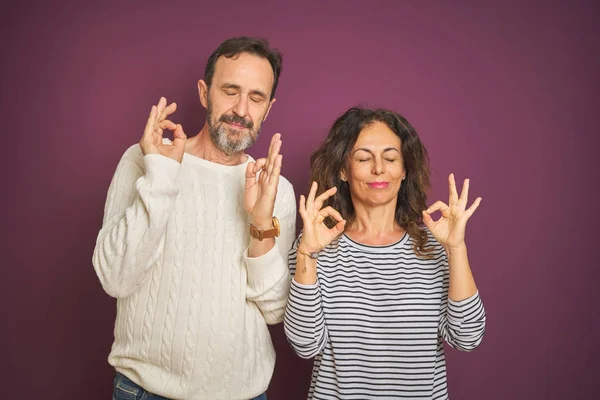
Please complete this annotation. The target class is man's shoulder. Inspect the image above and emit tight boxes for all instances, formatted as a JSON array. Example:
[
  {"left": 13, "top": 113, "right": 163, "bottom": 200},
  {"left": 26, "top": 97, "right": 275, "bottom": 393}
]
[
  {"left": 276, "top": 174, "right": 295, "bottom": 200},
  {"left": 273, "top": 174, "right": 295, "bottom": 214},
  {"left": 277, "top": 174, "right": 293, "bottom": 191}
]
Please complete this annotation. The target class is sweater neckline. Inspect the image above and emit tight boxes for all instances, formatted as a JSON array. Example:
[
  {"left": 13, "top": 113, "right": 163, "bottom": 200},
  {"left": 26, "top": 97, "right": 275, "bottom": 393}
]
[
  {"left": 182, "top": 152, "right": 254, "bottom": 173},
  {"left": 341, "top": 231, "right": 409, "bottom": 252}
]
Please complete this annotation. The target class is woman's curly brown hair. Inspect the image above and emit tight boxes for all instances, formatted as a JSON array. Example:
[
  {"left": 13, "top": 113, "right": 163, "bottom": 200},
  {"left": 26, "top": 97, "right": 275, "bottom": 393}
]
[{"left": 309, "top": 107, "right": 432, "bottom": 257}]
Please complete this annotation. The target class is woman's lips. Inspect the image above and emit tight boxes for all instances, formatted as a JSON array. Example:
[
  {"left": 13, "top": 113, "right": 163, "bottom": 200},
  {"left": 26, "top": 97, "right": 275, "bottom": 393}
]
[{"left": 367, "top": 181, "right": 389, "bottom": 189}]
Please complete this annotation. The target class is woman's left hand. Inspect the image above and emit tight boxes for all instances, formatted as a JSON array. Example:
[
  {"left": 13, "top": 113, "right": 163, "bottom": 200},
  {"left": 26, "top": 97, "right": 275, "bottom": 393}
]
[{"left": 422, "top": 174, "right": 482, "bottom": 250}]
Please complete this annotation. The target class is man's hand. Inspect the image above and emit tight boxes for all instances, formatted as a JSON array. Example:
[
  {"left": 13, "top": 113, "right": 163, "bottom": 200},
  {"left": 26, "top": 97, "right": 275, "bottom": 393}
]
[
  {"left": 140, "top": 97, "right": 187, "bottom": 163},
  {"left": 244, "top": 133, "right": 282, "bottom": 229}
]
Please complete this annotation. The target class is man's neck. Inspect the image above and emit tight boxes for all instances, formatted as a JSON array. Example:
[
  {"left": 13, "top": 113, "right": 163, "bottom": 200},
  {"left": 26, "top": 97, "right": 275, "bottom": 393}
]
[{"left": 185, "top": 125, "right": 248, "bottom": 166}]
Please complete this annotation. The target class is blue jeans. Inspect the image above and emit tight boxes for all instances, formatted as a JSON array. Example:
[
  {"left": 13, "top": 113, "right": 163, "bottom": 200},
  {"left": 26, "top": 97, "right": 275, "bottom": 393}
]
[{"left": 113, "top": 372, "right": 267, "bottom": 400}]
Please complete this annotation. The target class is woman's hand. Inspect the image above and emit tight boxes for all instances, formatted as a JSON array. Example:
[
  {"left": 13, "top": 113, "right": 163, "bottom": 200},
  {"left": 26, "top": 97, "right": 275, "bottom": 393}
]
[
  {"left": 298, "top": 181, "right": 346, "bottom": 253},
  {"left": 422, "top": 174, "right": 481, "bottom": 251}
]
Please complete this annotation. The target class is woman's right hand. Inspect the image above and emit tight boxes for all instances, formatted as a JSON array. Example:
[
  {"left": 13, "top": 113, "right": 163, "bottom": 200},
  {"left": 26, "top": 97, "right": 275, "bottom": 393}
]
[{"left": 298, "top": 181, "right": 346, "bottom": 253}]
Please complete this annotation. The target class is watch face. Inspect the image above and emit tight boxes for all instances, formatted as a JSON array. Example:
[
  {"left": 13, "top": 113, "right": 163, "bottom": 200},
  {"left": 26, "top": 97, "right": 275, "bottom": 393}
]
[{"left": 309, "top": 252, "right": 319, "bottom": 259}]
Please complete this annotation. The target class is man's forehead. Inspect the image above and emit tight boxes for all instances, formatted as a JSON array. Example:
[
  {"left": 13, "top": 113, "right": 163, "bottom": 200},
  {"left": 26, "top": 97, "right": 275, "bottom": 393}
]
[{"left": 212, "top": 53, "right": 274, "bottom": 93}]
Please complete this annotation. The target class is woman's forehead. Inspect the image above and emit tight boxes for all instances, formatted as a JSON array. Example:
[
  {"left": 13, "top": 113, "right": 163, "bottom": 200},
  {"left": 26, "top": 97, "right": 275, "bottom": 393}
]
[{"left": 354, "top": 122, "right": 401, "bottom": 149}]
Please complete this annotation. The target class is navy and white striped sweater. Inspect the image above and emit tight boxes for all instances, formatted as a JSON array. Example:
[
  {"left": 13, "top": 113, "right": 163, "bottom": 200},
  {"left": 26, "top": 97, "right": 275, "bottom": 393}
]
[{"left": 284, "top": 231, "right": 486, "bottom": 399}]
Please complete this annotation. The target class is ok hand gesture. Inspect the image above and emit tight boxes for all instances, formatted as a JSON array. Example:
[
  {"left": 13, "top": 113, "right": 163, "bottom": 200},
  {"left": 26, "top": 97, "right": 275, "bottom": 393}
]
[
  {"left": 140, "top": 97, "right": 187, "bottom": 163},
  {"left": 298, "top": 181, "right": 346, "bottom": 253},
  {"left": 244, "top": 133, "right": 283, "bottom": 227},
  {"left": 422, "top": 174, "right": 482, "bottom": 250}
]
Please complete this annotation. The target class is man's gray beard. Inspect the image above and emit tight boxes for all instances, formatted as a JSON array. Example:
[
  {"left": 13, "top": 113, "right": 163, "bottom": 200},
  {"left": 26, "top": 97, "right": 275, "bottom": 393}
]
[
  {"left": 207, "top": 102, "right": 260, "bottom": 156},
  {"left": 208, "top": 123, "right": 258, "bottom": 156}
]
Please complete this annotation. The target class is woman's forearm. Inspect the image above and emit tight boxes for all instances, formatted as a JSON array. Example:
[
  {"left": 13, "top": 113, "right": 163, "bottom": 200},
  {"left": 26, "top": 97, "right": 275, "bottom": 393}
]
[{"left": 446, "top": 243, "right": 478, "bottom": 301}]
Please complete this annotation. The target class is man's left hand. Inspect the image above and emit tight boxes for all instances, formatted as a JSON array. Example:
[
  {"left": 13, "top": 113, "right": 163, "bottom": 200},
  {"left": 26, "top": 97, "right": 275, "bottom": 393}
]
[{"left": 244, "top": 133, "right": 283, "bottom": 229}]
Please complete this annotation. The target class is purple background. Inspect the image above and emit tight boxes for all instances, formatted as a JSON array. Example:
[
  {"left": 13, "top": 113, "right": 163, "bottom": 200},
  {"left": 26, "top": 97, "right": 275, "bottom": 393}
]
[{"left": 2, "top": 1, "right": 599, "bottom": 399}]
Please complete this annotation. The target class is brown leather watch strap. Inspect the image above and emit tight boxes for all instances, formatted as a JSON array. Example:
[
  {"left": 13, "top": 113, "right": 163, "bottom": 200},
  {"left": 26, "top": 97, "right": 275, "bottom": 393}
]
[{"left": 249, "top": 217, "right": 280, "bottom": 241}]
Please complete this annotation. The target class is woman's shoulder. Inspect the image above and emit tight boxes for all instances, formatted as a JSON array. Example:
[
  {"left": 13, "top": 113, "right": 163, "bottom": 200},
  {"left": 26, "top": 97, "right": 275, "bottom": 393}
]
[
  {"left": 403, "top": 227, "right": 446, "bottom": 258},
  {"left": 422, "top": 227, "right": 442, "bottom": 247}
]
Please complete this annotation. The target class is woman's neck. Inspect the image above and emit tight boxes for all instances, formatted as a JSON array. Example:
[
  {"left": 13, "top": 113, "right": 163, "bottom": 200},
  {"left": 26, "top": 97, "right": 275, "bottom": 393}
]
[{"left": 345, "top": 202, "right": 404, "bottom": 245}]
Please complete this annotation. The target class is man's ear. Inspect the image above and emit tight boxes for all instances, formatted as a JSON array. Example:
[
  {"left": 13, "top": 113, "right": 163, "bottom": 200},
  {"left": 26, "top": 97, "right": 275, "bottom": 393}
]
[
  {"left": 198, "top": 80, "right": 208, "bottom": 108},
  {"left": 263, "top": 97, "right": 276, "bottom": 122}
]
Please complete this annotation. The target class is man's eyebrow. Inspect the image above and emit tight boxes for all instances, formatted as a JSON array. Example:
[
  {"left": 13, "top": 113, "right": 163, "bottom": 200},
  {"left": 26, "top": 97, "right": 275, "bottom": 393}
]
[
  {"left": 249, "top": 89, "right": 267, "bottom": 99},
  {"left": 221, "top": 83, "right": 241, "bottom": 90}
]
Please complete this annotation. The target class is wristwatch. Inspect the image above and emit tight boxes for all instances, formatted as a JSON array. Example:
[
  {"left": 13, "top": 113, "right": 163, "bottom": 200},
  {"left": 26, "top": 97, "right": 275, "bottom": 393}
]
[{"left": 249, "top": 217, "right": 280, "bottom": 241}]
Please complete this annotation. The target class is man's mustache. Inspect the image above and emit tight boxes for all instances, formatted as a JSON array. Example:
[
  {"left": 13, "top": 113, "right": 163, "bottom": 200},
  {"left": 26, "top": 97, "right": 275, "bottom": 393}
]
[{"left": 220, "top": 114, "right": 253, "bottom": 129}]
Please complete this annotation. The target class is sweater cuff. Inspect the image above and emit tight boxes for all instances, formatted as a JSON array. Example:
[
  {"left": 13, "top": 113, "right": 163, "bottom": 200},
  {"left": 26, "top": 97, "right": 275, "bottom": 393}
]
[
  {"left": 143, "top": 154, "right": 180, "bottom": 182},
  {"left": 244, "top": 240, "right": 287, "bottom": 287},
  {"left": 447, "top": 290, "right": 481, "bottom": 327},
  {"left": 291, "top": 277, "right": 319, "bottom": 291}
]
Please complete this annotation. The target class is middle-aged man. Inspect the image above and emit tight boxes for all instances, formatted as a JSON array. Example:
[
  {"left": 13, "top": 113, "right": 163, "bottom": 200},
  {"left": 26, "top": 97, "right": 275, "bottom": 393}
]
[{"left": 93, "top": 36, "right": 296, "bottom": 400}]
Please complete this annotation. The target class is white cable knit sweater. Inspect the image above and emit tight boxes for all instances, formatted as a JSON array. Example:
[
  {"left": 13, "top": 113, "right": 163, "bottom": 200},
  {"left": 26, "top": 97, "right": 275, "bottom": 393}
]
[{"left": 92, "top": 144, "right": 296, "bottom": 400}]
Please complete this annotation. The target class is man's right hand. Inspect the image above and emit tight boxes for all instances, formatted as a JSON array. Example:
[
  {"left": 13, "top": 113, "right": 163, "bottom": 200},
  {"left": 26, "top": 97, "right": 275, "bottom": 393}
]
[{"left": 140, "top": 97, "right": 187, "bottom": 163}]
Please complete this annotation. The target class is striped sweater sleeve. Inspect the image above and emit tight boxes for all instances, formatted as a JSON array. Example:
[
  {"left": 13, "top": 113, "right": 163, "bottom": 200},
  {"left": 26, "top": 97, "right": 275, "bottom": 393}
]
[
  {"left": 283, "top": 237, "right": 329, "bottom": 359},
  {"left": 439, "top": 289, "right": 486, "bottom": 351}
]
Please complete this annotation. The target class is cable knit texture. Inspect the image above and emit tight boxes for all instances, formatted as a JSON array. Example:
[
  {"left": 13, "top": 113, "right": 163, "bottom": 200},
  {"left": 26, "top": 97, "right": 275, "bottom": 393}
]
[{"left": 92, "top": 143, "right": 296, "bottom": 400}]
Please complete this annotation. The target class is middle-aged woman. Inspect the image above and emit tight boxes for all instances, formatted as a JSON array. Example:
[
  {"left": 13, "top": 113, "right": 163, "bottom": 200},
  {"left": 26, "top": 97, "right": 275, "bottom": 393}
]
[{"left": 284, "top": 107, "right": 486, "bottom": 399}]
